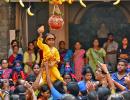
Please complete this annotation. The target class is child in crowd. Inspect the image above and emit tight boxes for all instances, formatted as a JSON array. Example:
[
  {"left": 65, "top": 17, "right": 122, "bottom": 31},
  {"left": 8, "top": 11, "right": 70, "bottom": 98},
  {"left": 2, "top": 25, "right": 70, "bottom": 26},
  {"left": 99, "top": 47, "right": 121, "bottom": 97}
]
[
  {"left": 12, "top": 60, "right": 25, "bottom": 82},
  {"left": 37, "top": 25, "right": 64, "bottom": 84}
]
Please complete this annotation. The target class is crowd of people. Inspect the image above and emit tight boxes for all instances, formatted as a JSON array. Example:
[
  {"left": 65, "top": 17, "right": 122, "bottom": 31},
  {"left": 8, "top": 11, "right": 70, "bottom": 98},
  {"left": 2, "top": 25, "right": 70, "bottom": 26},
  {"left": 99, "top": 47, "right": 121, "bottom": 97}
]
[{"left": 0, "top": 25, "right": 130, "bottom": 100}]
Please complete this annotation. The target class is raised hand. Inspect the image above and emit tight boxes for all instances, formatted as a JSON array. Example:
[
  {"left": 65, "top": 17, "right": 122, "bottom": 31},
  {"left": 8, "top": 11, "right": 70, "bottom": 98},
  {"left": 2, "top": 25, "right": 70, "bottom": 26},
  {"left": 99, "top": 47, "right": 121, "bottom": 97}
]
[
  {"left": 37, "top": 25, "right": 44, "bottom": 37},
  {"left": 87, "top": 81, "right": 96, "bottom": 93},
  {"left": 98, "top": 61, "right": 109, "bottom": 74}
]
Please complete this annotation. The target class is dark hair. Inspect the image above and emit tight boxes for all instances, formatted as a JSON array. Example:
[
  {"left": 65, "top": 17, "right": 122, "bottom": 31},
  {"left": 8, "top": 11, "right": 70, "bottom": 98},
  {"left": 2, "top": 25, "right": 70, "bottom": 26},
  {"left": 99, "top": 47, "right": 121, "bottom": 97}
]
[
  {"left": 59, "top": 41, "right": 65, "bottom": 45},
  {"left": 53, "top": 80, "right": 65, "bottom": 94},
  {"left": 26, "top": 74, "right": 36, "bottom": 82},
  {"left": 10, "top": 95, "right": 19, "bottom": 100},
  {"left": 37, "top": 24, "right": 44, "bottom": 28},
  {"left": 108, "top": 94, "right": 124, "bottom": 100},
  {"left": 38, "top": 84, "right": 50, "bottom": 98},
  {"left": 108, "top": 33, "right": 114, "bottom": 37},
  {"left": 97, "top": 87, "right": 111, "bottom": 100},
  {"left": 87, "top": 91, "right": 98, "bottom": 100},
  {"left": 62, "top": 73, "right": 72, "bottom": 78},
  {"left": 1, "top": 59, "right": 8, "bottom": 64},
  {"left": 44, "top": 33, "right": 56, "bottom": 43},
  {"left": 82, "top": 65, "right": 94, "bottom": 76},
  {"left": 40, "top": 84, "right": 50, "bottom": 93},
  {"left": 122, "top": 36, "right": 128, "bottom": 40},
  {"left": 62, "top": 72, "right": 77, "bottom": 82},
  {"left": 82, "top": 65, "right": 95, "bottom": 80},
  {"left": 11, "top": 40, "right": 18, "bottom": 46},
  {"left": 122, "top": 91, "right": 130, "bottom": 100},
  {"left": 19, "top": 94, "right": 26, "bottom": 100},
  {"left": 67, "top": 82, "right": 79, "bottom": 96},
  {"left": 32, "top": 39, "right": 37, "bottom": 43},
  {"left": 14, "top": 85, "right": 26, "bottom": 94},
  {"left": 28, "top": 42, "right": 34, "bottom": 50},
  {"left": 92, "top": 37, "right": 100, "bottom": 48},
  {"left": 118, "top": 59, "right": 128, "bottom": 65},
  {"left": 75, "top": 41, "right": 82, "bottom": 46},
  {"left": 32, "top": 63, "right": 40, "bottom": 69}
]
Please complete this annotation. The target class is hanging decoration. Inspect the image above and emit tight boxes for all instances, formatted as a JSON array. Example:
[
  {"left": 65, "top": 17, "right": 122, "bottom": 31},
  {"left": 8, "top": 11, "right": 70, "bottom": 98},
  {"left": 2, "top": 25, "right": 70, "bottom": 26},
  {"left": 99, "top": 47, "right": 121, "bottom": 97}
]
[
  {"left": 4, "top": 0, "right": 121, "bottom": 17},
  {"left": 27, "top": 6, "right": 34, "bottom": 16},
  {"left": 26, "top": 0, "right": 35, "bottom": 16},
  {"left": 4, "top": 0, "right": 10, "bottom": 2},
  {"left": 19, "top": 0, "right": 25, "bottom": 7},
  {"left": 48, "top": 5, "right": 64, "bottom": 30},
  {"left": 66, "top": 0, "right": 74, "bottom": 4},
  {"left": 79, "top": 0, "right": 86, "bottom": 8},
  {"left": 113, "top": 0, "right": 121, "bottom": 5},
  {"left": 49, "top": 0, "right": 65, "bottom": 5}
]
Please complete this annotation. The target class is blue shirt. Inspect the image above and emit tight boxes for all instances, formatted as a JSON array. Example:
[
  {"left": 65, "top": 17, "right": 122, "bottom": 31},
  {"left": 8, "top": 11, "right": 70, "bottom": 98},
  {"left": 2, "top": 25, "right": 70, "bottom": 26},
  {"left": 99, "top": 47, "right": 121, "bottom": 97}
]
[
  {"left": 50, "top": 86, "right": 64, "bottom": 100},
  {"left": 78, "top": 80, "right": 86, "bottom": 92},
  {"left": 127, "top": 68, "right": 130, "bottom": 73},
  {"left": 112, "top": 72, "right": 127, "bottom": 87}
]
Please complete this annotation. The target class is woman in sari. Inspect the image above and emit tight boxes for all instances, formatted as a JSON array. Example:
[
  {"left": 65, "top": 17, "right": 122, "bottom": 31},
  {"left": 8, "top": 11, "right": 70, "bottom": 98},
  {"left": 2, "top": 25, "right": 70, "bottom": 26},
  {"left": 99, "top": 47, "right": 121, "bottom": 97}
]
[
  {"left": 86, "top": 38, "right": 106, "bottom": 73},
  {"left": 8, "top": 45, "right": 23, "bottom": 67},
  {"left": 1, "top": 59, "right": 12, "bottom": 79},
  {"left": 73, "top": 41, "right": 85, "bottom": 81},
  {"left": 23, "top": 42, "right": 40, "bottom": 74}
]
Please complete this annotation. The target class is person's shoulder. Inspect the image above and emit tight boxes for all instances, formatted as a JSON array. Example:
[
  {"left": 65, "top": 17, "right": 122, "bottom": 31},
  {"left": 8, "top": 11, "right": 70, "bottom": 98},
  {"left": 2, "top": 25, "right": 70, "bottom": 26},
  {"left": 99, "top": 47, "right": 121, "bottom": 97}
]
[
  {"left": 24, "top": 51, "right": 28, "bottom": 54},
  {"left": 78, "top": 80, "right": 85, "bottom": 85},
  {"left": 88, "top": 48, "right": 93, "bottom": 51},
  {"left": 67, "top": 49, "right": 73, "bottom": 52},
  {"left": 53, "top": 47, "right": 59, "bottom": 52},
  {"left": 111, "top": 72, "right": 118, "bottom": 78},
  {"left": 81, "top": 49, "right": 85, "bottom": 52},
  {"left": 8, "top": 54, "right": 14, "bottom": 59},
  {"left": 100, "top": 48, "right": 105, "bottom": 51},
  {"left": 113, "top": 41, "right": 118, "bottom": 45}
]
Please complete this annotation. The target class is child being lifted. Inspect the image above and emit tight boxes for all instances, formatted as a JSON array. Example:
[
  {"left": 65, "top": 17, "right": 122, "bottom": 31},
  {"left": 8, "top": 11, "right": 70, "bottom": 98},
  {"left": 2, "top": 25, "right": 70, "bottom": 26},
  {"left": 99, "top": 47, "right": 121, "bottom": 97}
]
[{"left": 37, "top": 25, "right": 64, "bottom": 84}]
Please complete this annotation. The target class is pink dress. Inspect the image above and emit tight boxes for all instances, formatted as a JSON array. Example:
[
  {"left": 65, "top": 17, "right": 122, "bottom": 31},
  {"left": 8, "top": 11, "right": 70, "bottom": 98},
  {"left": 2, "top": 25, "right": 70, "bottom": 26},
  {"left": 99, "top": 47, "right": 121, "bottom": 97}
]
[{"left": 73, "top": 49, "right": 85, "bottom": 81}]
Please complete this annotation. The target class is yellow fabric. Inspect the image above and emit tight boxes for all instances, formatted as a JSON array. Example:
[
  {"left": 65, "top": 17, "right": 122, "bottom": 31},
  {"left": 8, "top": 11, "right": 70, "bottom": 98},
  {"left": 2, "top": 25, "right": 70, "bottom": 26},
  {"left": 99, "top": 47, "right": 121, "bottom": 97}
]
[
  {"left": 37, "top": 37, "right": 63, "bottom": 83},
  {"left": 23, "top": 51, "right": 40, "bottom": 73}
]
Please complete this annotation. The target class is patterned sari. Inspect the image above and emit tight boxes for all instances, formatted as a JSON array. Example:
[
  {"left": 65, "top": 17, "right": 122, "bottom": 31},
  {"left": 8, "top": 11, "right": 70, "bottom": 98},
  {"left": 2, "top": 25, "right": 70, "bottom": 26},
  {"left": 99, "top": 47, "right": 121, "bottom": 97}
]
[
  {"left": 86, "top": 48, "right": 106, "bottom": 73},
  {"left": 73, "top": 49, "right": 85, "bottom": 81}
]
